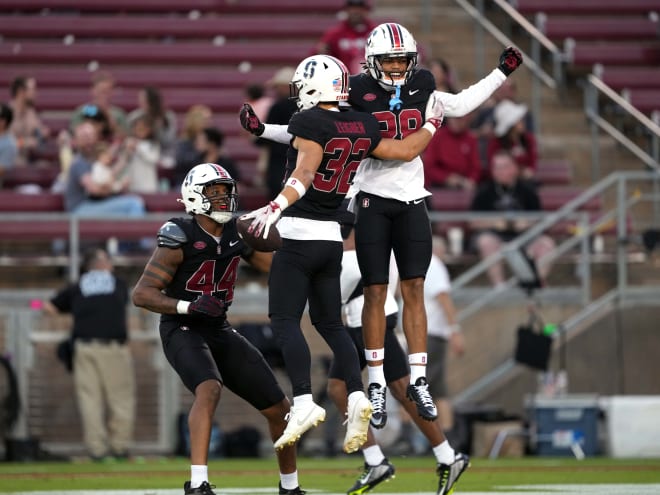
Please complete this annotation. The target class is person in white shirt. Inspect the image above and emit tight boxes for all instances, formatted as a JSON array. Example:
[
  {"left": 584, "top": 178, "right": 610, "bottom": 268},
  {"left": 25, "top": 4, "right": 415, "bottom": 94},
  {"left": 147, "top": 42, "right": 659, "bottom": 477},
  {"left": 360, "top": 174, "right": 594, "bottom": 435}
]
[{"left": 425, "top": 237, "right": 465, "bottom": 433}]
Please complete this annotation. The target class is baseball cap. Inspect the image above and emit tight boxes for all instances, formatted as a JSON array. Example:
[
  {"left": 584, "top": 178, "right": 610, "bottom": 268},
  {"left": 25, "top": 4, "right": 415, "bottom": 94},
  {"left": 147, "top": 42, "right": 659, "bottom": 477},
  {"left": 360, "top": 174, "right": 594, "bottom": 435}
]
[{"left": 267, "top": 67, "right": 296, "bottom": 87}]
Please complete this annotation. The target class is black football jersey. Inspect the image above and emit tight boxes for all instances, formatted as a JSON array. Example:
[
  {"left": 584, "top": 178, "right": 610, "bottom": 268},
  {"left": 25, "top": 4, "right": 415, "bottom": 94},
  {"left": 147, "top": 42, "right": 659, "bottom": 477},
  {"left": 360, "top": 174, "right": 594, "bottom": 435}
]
[
  {"left": 348, "top": 69, "right": 435, "bottom": 140},
  {"left": 284, "top": 106, "right": 383, "bottom": 221},
  {"left": 160, "top": 216, "right": 249, "bottom": 328}
]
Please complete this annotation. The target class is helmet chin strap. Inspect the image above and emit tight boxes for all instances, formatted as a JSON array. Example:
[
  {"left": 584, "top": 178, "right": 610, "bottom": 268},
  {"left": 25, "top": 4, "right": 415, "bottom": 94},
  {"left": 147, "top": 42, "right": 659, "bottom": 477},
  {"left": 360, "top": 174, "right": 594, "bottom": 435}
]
[{"left": 389, "top": 84, "right": 403, "bottom": 111}]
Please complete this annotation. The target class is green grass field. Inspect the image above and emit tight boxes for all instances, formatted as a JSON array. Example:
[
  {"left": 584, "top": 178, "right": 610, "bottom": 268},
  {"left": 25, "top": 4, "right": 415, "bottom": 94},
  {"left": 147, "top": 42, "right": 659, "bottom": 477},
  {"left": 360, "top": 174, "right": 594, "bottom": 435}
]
[{"left": 0, "top": 456, "right": 659, "bottom": 494}]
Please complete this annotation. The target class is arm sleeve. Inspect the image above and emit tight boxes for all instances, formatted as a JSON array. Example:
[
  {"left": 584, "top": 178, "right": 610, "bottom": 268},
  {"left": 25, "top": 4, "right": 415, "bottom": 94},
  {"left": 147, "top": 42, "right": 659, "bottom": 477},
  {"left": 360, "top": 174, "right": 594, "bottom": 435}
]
[
  {"left": 261, "top": 124, "right": 293, "bottom": 144},
  {"left": 439, "top": 69, "right": 506, "bottom": 118}
]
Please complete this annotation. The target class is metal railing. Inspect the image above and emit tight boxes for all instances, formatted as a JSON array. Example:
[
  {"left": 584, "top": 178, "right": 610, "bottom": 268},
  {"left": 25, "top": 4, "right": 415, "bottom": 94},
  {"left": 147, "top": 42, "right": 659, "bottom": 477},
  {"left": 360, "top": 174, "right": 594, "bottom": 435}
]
[
  {"left": 447, "top": 171, "right": 660, "bottom": 404},
  {"left": 584, "top": 72, "right": 660, "bottom": 180},
  {"left": 453, "top": 0, "right": 565, "bottom": 137}
]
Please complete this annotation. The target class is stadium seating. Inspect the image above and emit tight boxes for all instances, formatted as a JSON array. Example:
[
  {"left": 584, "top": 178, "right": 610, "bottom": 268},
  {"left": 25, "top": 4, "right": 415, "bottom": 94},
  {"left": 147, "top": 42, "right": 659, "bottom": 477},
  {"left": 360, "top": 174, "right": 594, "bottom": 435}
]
[
  {"left": 540, "top": 17, "right": 659, "bottom": 41},
  {"left": 35, "top": 87, "right": 248, "bottom": 113},
  {"left": 625, "top": 89, "right": 660, "bottom": 114},
  {"left": 514, "top": 0, "right": 660, "bottom": 15},
  {"left": 0, "top": 66, "right": 278, "bottom": 90},
  {"left": 0, "top": 15, "right": 336, "bottom": 40},
  {"left": 596, "top": 66, "right": 660, "bottom": 90},
  {"left": 515, "top": 0, "right": 660, "bottom": 119},
  {"left": 0, "top": 0, "right": 345, "bottom": 14},
  {"left": 536, "top": 159, "right": 572, "bottom": 185},
  {"left": 0, "top": 40, "right": 311, "bottom": 65},
  {"left": 571, "top": 42, "right": 660, "bottom": 67}
]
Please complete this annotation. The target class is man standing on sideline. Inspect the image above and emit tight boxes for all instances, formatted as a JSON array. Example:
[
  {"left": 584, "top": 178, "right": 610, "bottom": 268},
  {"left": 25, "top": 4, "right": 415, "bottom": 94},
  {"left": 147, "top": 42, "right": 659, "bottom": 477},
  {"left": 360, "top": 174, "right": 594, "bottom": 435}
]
[
  {"left": 43, "top": 247, "right": 135, "bottom": 461},
  {"left": 132, "top": 163, "right": 304, "bottom": 495}
]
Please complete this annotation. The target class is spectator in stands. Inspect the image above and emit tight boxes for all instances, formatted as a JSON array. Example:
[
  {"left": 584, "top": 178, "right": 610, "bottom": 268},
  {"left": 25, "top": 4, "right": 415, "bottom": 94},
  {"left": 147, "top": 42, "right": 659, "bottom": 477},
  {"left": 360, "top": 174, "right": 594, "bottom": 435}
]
[
  {"left": 469, "top": 149, "right": 555, "bottom": 288},
  {"left": 64, "top": 121, "right": 145, "bottom": 218},
  {"left": 487, "top": 99, "right": 538, "bottom": 182},
  {"left": 314, "top": 0, "right": 377, "bottom": 74},
  {"left": 89, "top": 141, "right": 129, "bottom": 194},
  {"left": 257, "top": 67, "right": 298, "bottom": 200},
  {"left": 243, "top": 82, "right": 273, "bottom": 123},
  {"left": 173, "top": 104, "right": 212, "bottom": 187},
  {"left": 0, "top": 103, "right": 18, "bottom": 183},
  {"left": 53, "top": 104, "right": 115, "bottom": 193},
  {"left": 423, "top": 113, "right": 482, "bottom": 192},
  {"left": 122, "top": 115, "right": 162, "bottom": 193},
  {"left": 195, "top": 127, "right": 241, "bottom": 183},
  {"left": 127, "top": 86, "right": 177, "bottom": 169},
  {"left": 70, "top": 71, "right": 128, "bottom": 140},
  {"left": 427, "top": 58, "right": 458, "bottom": 94},
  {"left": 471, "top": 79, "right": 534, "bottom": 167},
  {"left": 43, "top": 247, "right": 135, "bottom": 462},
  {"left": 8, "top": 76, "right": 50, "bottom": 167}
]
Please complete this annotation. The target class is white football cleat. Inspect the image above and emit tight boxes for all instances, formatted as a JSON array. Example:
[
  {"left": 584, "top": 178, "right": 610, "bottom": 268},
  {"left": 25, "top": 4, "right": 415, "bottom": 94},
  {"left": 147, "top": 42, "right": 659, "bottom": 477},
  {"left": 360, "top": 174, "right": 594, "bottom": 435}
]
[{"left": 274, "top": 401, "right": 326, "bottom": 451}]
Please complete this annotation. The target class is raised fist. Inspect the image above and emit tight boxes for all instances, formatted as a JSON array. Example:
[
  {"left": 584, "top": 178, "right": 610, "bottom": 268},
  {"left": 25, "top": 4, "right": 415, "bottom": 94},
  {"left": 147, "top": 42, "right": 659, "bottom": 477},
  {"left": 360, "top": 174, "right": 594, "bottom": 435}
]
[
  {"left": 188, "top": 294, "right": 226, "bottom": 318},
  {"left": 498, "top": 46, "right": 523, "bottom": 76},
  {"left": 425, "top": 92, "right": 445, "bottom": 130},
  {"left": 239, "top": 103, "right": 265, "bottom": 136}
]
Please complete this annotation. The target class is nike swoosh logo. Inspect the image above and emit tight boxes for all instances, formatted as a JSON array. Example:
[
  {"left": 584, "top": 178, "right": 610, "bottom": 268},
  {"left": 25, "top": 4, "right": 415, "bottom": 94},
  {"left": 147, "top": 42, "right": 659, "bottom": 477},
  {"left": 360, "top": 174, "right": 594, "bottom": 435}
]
[
  {"left": 413, "top": 199, "right": 424, "bottom": 205},
  {"left": 229, "top": 240, "right": 240, "bottom": 247},
  {"left": 409, "top": 89, "right": 419, "bottom": 95}
]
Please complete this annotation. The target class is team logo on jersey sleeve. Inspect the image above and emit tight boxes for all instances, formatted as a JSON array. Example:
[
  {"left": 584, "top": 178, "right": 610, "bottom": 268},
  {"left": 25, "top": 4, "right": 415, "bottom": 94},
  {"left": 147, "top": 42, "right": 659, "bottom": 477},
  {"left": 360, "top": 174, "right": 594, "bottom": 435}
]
[{"left": 363, "top": 93, "right": 377, "bottom": 101}]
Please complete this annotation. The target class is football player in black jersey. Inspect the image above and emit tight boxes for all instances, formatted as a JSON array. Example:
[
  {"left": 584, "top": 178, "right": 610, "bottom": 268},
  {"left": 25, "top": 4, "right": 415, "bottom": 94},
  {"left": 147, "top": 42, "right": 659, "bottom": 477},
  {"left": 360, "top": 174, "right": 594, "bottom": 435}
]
[
  {"left": 239, "top": 54, "right": 444, "bottom": 455},
  {"left": 239, "top": 24, "right": 521, "bottom": 495},
  {"left": 132, "top": 163, "right": 304, "bottom": 495}
]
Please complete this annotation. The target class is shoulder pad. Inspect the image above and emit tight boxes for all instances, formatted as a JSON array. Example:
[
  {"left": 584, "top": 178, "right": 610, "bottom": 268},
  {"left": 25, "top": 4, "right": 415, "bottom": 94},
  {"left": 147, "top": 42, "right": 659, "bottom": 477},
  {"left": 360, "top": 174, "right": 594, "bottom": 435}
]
[{"left": 157, "top": 221, "right": 188, "bottom": 249}]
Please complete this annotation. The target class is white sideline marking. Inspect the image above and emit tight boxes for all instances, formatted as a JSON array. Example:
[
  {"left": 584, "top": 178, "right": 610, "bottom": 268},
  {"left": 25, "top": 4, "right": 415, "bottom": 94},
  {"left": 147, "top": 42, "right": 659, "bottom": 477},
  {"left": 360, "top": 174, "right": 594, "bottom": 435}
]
[{"left": 8, "top": 485, "right": 660, "bottom": 495}]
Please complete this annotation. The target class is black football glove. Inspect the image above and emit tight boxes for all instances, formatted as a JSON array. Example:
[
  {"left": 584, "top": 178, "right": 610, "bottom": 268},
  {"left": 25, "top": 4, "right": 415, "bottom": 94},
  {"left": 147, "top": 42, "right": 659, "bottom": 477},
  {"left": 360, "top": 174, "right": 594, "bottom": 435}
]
[
  {"left": 498, "top": 46, "right": 523, "bottom": 76},
  {"left": 240, "top": 103, "right": 265, "bottom": 136},
  {"left": 188, "top": 294, "right": 226, "bottom": 318}
]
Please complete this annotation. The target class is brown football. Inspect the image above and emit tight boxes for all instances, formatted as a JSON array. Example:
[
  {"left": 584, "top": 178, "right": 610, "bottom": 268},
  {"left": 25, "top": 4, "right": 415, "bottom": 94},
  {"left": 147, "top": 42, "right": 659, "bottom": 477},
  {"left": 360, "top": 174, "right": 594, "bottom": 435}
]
[{"left": 236, "top": 217, "right": 282, "bottom": 252}]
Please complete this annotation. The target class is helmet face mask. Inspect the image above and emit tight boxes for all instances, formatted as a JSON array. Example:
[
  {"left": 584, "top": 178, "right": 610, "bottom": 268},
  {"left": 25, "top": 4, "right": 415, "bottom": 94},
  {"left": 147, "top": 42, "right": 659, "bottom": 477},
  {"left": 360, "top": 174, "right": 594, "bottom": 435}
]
[
  {"left": 180, "top": 163, "right": 238, "bottom": 224},
  {"left": 365, "top": 23, "right": 418, "bottom": 88},
  {"left": 291, "top": 55, "right": 350, "bottom": 111}
]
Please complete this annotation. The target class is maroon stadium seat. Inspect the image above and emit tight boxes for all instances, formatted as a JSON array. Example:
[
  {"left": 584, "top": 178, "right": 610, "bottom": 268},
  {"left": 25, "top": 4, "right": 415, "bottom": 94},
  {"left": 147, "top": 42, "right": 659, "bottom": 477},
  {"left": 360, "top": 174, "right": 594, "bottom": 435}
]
[
  {"left": 541, "top": 17, "right": 659, "bottom": 41},
  {"left": 597, "top": 66, "right": 660, "bottom": 90},
  {"left": 515, "top": 0, "right": 660, "bottom": 15},
  {"left": 0, "top": 15, "right": 335, "bottom": 40},
  {"left": 0, "top": 0, "right": 344, "bottom": 15},
  {"left": 571, "top": 42, "right": 660, "bottom": 67},
  {"left": 0, "top": 41, "right": 311, "bottom": 65}
]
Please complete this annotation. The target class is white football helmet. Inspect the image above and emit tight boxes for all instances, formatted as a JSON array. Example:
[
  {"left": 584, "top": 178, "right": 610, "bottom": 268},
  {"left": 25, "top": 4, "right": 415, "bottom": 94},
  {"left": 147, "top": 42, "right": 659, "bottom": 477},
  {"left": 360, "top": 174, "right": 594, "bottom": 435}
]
[
  {"left": 291, "top": 54, "right": 350, "bottom": 110},
  {"left": 180, "top": 163, "right": 237, "bottom": 224},
  {"left": 365, "top": 22, "right": 418, "bottom": 88}
]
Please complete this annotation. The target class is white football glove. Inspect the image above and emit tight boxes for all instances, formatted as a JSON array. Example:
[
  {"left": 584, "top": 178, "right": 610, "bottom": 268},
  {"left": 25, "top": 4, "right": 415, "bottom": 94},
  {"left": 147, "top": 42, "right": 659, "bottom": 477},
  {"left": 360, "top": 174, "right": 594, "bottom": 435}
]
[
  {"left": 239, "top": 201, "right": 282, "bottom": 239},
  {"left": 425, "top": 91, "right": 445, "bottom": 130}
]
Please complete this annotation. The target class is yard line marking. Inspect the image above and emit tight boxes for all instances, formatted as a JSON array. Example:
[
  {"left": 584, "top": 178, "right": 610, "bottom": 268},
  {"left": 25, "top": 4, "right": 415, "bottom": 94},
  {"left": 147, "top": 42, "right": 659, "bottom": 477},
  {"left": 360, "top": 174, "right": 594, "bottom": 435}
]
[{"left": 9, "top": 485, "right": 660, "bottom": 495}]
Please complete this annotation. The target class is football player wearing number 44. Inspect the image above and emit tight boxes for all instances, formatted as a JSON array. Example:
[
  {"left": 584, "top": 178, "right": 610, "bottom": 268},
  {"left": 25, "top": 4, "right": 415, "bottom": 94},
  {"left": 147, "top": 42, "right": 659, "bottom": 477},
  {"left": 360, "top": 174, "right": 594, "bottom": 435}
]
[
  {"left": 132, "top": 163, "right": 306, "bottom": 495},
  {"left": 241, "top": 22, "right": 522, "bottom": 438},
  {"left": 239, "top": 53, "right": 445, "bottom": 455}
]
